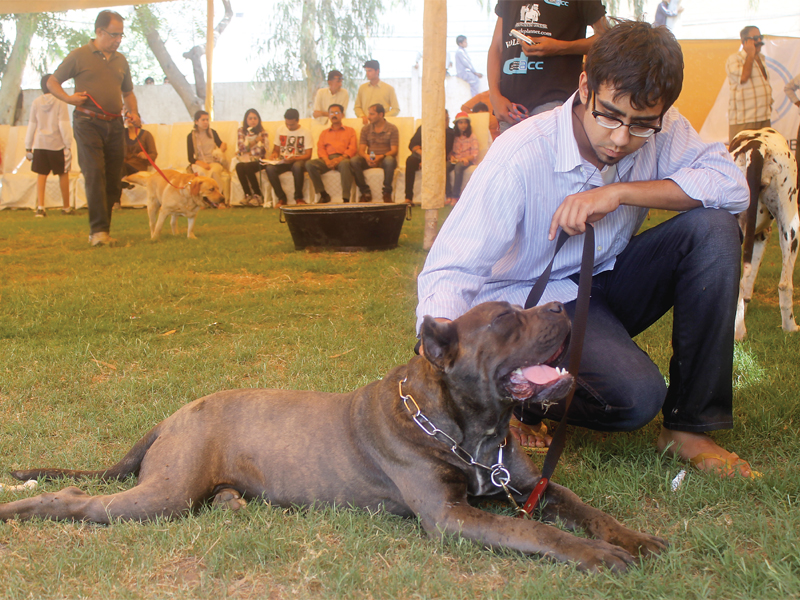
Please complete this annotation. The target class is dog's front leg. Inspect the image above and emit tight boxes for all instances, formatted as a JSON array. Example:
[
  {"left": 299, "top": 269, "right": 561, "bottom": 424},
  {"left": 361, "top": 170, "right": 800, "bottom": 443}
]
[
  {"left": 171, "top": 214, "right": 180, "bottom": 236},
  {"left": 186, "top": 217, "right": 197, "bottom": 239},
  {"left": 418, "top": 501, "right": 636, "bottom": 572},
  {"left": 539, "top": 481, "right": 667, "bottom": 558}
]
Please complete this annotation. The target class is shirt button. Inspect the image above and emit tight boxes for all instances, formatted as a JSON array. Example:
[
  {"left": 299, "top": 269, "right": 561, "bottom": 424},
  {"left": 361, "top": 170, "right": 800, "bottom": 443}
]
[{"left": 597, "top": 245, "right": 603, "bottom": 252}]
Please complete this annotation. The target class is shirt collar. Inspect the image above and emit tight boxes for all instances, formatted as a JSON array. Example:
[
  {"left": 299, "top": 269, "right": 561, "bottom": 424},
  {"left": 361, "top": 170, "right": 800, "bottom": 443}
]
[{"left": 553, "top": 90, "right": 648, "bottom": 180}]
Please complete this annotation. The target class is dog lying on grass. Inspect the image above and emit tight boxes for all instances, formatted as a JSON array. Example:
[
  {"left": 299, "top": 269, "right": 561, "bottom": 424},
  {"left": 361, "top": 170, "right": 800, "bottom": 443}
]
[
  {"left": 729, "top": 128, "right": 799, "bottom": 341},
  {"left": 123, "top": 170, "right": 225, "bottom": 240},
  {"left": 0, "top": 301, "right": 666, "bottom": 572}
]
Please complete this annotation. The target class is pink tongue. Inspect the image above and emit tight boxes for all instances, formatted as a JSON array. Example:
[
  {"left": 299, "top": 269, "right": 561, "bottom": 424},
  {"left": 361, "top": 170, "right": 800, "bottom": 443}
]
[{"left": 521, "top": 365, "right": 561, "bottom": 385}]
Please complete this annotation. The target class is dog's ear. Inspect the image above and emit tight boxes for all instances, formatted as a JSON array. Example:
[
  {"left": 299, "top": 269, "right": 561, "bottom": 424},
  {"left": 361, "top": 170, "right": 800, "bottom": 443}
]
[
  {"left": 420, "top": 316, "right": 458, "bottom": 371},
  {"left": 189, "top": 177, "right": 202, "bottom": 196}
]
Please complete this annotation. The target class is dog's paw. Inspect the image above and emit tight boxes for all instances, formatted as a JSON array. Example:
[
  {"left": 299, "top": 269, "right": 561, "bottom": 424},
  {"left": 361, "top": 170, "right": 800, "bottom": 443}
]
[
  {"left": 570, "top": 538, "right": 636, "bottom": 573},
  {"left": 212, "top": 488, "right": 247, "bottom": 512},
  {"left": 611, "top": 530, "right": 669, "bottom": 558}
]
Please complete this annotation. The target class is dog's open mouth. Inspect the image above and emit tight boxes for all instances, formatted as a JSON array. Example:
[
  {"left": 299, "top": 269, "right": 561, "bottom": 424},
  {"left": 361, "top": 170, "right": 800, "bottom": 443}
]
[
  {"left": 203, "top": 197, "right": 220, "bottom": 209},
  {"left": 502, "top": 339, "right": 574, "bottom": 405}
]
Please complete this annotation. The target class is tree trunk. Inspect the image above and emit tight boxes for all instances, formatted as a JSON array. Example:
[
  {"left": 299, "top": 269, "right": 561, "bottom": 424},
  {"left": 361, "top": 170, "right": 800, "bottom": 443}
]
[
  {"left": 182, "top": 0, "right": 233, "bottom": 101},
  {"left": 421, "top": 0, "right": 447, "bottom": 249},
  {"left": 144, "top": 28, "right": 203, "bottom": 118},
  {"left": 0, "top": 14, "right": 38, "bottom": 125},
  {"left": 301, "top": 0, "right": 325, "bottom": 115}
]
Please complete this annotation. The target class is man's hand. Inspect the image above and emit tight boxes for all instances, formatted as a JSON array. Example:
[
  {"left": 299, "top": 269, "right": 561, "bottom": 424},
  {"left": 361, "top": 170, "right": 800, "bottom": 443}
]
[
  {"left": 549, "top": 185, "right": 621, "bottom": 240},
  {"left": 743, "top": 38, "right": 758, "bottom": 57},
  {"left": 361, "top": 115, "right": 369, "bottom": 125},
  {"left": 67, "top": 92, "right": 89, "bottom": 107},
  {"left": 520, "top": 36, "right": 563, "bottom": 57},
  {"left": 490, "top": 92, "right": 517, "bottom": 125}
]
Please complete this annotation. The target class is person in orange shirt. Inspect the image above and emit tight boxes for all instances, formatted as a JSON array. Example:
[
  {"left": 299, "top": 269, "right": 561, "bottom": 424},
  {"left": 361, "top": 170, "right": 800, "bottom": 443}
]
[{"left": 305, "top": 104, "right": 358, "bottom": 203}]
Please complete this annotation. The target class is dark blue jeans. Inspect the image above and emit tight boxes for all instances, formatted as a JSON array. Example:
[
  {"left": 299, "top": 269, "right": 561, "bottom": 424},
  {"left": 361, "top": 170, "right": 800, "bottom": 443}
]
[
  {"left": 516, "top": 208, "right": 742, "bottom": 434},
  {"left": 72, "top": 113, "right": 125, "bottom": 235},
  {"left": 352, "top": 155, "right": 397, "bottom": 196},
  {"left": 265, "top": 161, "right": 307, "bottom": 202}
]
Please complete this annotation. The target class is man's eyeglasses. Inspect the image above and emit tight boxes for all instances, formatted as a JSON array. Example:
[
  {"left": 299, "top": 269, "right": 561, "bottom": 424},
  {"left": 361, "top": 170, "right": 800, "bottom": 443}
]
[
  {"left": 744, "top": 35, "right": 764, "bottom": 42},
  {"left": 101, "top": 28, "right": 124, "bottom": 39},
  {"left": 591, "top": 93, "right": 661, "bottom": 138}
]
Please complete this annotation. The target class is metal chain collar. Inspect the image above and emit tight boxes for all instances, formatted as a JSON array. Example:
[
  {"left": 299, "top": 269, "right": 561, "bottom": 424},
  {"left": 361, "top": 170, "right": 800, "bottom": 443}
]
[{"left": 398, "top": 377, "right": 527, "bottom": 515}]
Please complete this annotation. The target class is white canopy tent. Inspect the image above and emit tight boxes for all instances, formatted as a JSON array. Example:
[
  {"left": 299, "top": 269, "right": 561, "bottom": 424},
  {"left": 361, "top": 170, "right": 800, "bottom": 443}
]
[{"left": 1, "top": 0, "right": 216, "bottom": 114}]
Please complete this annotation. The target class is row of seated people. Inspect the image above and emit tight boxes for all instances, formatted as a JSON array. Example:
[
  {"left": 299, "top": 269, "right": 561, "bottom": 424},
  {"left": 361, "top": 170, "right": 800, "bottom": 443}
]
[
  {"left": 0, "top": 105, "right": 491, "bottom": 211},
  {"left": 191, "top": 104, "right": 488, "bottom": 208}
]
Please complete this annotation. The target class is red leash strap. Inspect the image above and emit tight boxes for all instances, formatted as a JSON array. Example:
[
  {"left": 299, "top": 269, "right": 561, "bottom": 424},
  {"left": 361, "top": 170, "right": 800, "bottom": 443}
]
[
  {"left": 518, "top": 224, "right": 595, "bottom": 517},
  {"left": 84, "top": 93, "right": 122, "bottom": 119},
  {"left": 135, "top": 136, "right": 186, "bottom": 190},
  {"left": 85, "top": 93, "right": 185, "bottom": 191}
]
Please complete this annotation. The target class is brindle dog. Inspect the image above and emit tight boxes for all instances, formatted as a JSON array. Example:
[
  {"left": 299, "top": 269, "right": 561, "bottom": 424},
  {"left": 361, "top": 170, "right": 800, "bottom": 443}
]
[{"left": 0, "top": 301, "right": 666, "bottom": 571}]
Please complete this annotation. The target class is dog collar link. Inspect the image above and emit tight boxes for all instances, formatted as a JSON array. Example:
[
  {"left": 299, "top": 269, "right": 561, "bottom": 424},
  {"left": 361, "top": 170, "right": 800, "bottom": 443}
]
[{"left": 399, "top": 377, "right": 525, "bottom": 509}]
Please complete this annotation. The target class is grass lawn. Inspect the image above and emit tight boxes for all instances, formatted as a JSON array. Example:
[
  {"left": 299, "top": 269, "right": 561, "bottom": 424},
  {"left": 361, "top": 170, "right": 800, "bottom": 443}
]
[{"left": 0, "top": 205, "right": 798, "bottom": 599}]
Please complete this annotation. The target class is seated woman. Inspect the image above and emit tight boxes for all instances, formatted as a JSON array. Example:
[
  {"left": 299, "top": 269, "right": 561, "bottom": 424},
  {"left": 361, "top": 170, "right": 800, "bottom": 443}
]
[
  {"left": 187, "top": 110, "right": 230, "bottom": 202},
  {"left": 446, "top": 112, "right": 479, "bottom": 205},
  {"left": 233, "top": 108, "right": 270, "bottom": 207},
  {"left": 123, "top": 111, "right": 157, "bottom": 176}
]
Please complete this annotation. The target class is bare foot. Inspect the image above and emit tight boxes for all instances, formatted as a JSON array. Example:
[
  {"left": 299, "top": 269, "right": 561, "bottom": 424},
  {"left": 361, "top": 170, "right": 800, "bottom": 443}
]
[
  {"left": 657, "top": 427, "right": 760, "bottom": 479},
  {"left": 509, "top": 417, "right": 552, "bottom": 449}
]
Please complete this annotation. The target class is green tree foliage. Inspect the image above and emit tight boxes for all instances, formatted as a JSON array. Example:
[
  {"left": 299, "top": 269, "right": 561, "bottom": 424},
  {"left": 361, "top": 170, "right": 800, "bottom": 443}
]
[{"left": 255, "top": 0, "right": 403, "bottom": 111}]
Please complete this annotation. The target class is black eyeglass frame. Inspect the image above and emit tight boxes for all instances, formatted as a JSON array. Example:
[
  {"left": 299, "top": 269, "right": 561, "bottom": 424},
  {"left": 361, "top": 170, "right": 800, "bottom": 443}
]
[
  {"left": 590, "top": 93, "right": 662, "bottom": 138},
  {"left": 743, "top": 35, "right": 764, "bottom": 42},
  {"left": 100, "top": 28, "right": 125, "bottom": 39}
]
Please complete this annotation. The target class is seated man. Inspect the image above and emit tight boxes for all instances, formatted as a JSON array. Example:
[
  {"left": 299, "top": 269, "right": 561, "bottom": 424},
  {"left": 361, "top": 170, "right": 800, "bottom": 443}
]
[
  {"left": 404, "top": 111, "right": 454, "bottom": 205},
  {"left": 351, "top": 103, "right": 399, "bottom": 203},
  {"left": 264, "top": 108, "right": 313, "bottom": 207},
  {"left": 416, "top": 22, "right": 757, "bottom": 478},
  {"left": 306, "top": 104, "right": 357, "bottom": 203}
]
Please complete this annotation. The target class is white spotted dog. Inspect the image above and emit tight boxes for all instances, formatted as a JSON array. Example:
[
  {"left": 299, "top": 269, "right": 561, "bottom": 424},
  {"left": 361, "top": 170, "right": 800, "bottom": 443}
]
[{"left": 729, "top": 128, "right": 799, "bottom": 341}]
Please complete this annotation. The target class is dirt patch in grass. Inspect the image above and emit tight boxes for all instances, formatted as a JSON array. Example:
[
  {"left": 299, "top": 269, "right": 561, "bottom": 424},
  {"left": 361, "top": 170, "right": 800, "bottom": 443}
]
[{"left": 194, "top": 271, "right": 352, "bottom": 294}]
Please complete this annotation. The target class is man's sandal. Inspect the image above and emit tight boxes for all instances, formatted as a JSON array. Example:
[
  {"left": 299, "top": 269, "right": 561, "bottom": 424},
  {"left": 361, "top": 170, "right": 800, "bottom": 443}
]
[
  {"left": 509, "top": 416, "right": 549, "bottom": 451},
  {"left": 689, "top": 452, "right": 762, "bottom": 479}
]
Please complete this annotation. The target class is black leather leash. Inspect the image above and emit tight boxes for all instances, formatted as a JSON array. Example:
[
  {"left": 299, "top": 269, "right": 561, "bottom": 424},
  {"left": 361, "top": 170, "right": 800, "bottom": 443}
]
[{"left": 519, "top": 224, "right": 595, "bottom": 516}]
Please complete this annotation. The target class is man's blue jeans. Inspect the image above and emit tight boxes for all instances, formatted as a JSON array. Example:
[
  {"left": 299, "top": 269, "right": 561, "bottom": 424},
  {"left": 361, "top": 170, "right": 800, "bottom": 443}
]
[
  {"left": 516, "top": 208, "right": 742, "bottom": 434},
  {"left": 72, "top": 113, "right": 125, "bottom": 235},
  {"left": 265, "top": 161, "right": 307, "bottom": 202},
  {"left": 352, "top": 155, "right": 397, "bottom": 197}
]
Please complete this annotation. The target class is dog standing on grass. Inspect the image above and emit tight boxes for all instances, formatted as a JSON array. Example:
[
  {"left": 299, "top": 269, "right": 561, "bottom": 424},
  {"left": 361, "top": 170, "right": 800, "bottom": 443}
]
[
  {"left": 729, "top": 128, "right": 799, "bottom": 340},
  {"left": 123, "top": 170, "right": 225, "bottom": 240}
]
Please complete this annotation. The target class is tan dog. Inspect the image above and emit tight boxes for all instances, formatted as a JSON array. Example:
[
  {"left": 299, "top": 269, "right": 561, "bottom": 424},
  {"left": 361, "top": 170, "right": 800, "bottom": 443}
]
[{"left": 124, "top": 170, "right": 224, "bottom": 240}]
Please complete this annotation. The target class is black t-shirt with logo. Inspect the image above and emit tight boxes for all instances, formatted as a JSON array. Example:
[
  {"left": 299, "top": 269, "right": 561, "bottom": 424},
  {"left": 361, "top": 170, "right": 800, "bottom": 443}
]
[{"left": 495, "top": 0, "right": 606, "bottom": 112}]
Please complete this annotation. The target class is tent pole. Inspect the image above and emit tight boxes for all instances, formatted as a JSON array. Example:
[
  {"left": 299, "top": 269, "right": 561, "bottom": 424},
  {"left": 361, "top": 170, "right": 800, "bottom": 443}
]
[
  {"left": 205, "top": 0, "right": 214, "bottom": 117},
  {"left": 420, "top": 0, "right": 446, "bottom": 250}
]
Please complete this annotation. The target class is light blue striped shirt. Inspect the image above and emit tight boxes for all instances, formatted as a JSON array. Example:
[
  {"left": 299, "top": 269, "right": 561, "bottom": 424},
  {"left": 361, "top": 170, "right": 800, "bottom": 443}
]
[{"left": 416, "top": 91, "right": 749, "bottom": 332}]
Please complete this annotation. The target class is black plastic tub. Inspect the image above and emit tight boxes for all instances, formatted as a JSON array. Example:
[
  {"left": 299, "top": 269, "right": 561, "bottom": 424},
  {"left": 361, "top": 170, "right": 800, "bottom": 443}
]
[{"left": 280, "top": 203, "right": 411, "bottom": 251}]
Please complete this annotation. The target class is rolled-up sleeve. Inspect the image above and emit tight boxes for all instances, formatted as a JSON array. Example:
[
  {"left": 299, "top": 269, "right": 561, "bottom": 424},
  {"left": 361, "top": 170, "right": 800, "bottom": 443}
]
[{"left": 656, "top": 111, "right": 749, "bottom": 213}]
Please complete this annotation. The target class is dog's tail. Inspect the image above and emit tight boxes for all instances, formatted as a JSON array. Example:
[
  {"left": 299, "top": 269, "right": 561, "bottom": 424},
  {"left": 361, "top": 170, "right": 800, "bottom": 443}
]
[
  {"left": 731, "top": 136, "right": 764, "bottom": 265},
  {"left": 10, "top": 423, "right": 162, "bottom": 482},
  {"left": 122, "top": 171, "right": 151, "bottom": 188}
]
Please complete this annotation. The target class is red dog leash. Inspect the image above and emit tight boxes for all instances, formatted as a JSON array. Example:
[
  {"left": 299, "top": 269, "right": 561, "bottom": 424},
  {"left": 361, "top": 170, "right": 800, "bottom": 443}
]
[
  {"left": 83, "top": 93, "right": 186, "bottom": 191},
  {"left": 519, "top": 224, "right": 595, "bottom": 516}
]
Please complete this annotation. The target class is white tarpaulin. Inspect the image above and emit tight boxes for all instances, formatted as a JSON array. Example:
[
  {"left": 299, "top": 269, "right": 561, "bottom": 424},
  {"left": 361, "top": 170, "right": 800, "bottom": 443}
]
[
  {"left": 0, "top": 1, "right": 174, "bottom": 14},
  {"left": 699, "top": 36, "right": 800, "bottom": 150}
]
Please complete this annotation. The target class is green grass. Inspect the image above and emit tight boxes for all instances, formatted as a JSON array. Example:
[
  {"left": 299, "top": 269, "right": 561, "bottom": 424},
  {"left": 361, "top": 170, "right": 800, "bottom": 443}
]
[{"left": 0, "top": 206, "right": 799, "bottom": 599}]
